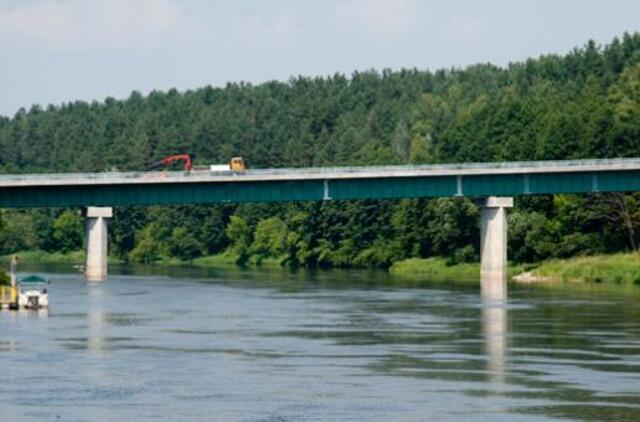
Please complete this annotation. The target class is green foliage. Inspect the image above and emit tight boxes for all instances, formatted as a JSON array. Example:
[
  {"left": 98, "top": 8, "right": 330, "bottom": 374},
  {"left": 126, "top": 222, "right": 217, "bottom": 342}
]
[
  {"left": 508, "top": 210, "right": 555, "bottom": 262},
  {"left": 2, "top": 34, "right": 640, "bottom": 268},
  {"left": 608, "top": 63, "right": 640, "bottom": 156},
  {"left": 129, "top": 224, "right": 165, "bottom": 263},
  {"left": 425, "top": 198, "right": 479, "bottom": 259},
  {"left": 389, "top": 257, "right": 480, "bottom": 282},
  {"left": 391, "top": 121, "right": 411, "bottom": 162},
  {"left": 169, "top": 227, "right": 204, "bottom": 262},
  {"left": 353, "top": 238, "right": 403, "bottom": 268},
  {"left": 0, "top": 270, "right": 9, "bottom": 286},
  {"left": 0, "top": 211, "right": 37, "bottom": 254},
  {"left": 225, "top": 216, "right": 251, "bottom": 264},
  {"left": 250, "top": 217, "right": 287, "bottom": 264},
  {"left": 453, "top": 245, "right": 477, "bottom": 264},
  {"left": 30, "top": 210, "right": 57, "bottom": 251},
  {"left": 110, "top": 207, "right": 147, "bottom": 259},
  {"left": 52, "top": 211, "right": 83, "bottom": 253},
  {"left": 532, "top": 252, "right": 640, "bottom": 285},
  {"left": 1, "top": 250, "right": 88, "bottom": 264},
  {"left": 390, "top": 257, "right": 525, "bottom": 283},
  {"left": 409, "top": 134, "right": 432, "bottom": 164}
]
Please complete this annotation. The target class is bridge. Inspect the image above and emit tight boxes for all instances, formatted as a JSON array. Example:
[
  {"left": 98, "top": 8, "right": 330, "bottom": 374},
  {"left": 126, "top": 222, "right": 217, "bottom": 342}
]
[{"left": 2, "top": 158, "right": 639, "bottom": 284}]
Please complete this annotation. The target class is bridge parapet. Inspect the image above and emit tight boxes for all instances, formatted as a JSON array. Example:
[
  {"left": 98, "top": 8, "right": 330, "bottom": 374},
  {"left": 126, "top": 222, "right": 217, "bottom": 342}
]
[{"left": 1, "top": 157, "right": 640, "bottom": 188}]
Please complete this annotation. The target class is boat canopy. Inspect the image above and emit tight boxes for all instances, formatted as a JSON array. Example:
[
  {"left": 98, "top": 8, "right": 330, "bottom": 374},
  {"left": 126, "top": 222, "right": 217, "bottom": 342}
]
[{"left": 19, "top": 275, "right": 49, "bottom": 284}]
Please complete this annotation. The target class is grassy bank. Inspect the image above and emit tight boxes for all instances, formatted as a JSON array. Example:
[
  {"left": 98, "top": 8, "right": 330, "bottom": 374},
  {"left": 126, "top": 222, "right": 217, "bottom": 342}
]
[
  {"left": 193, "top": 252, "right": 640, "bottom": 286},
  {"left": 1, "top": 250, "right": 86, "bottom": 265},
  {"left": 390, "top": 253, "right": 640, "bottom": 286},
  {"left": 6, "top": 249, "right": 640, "bottom": 287},
  {"left": 389, "top": 258, "right": 480, "bottom": 282},
  {"left": 389, "top": 257, "right": 527, "bottom": 283},
  {"left": 0, "top": 250, "right": 126, "bottom": 265},
  {"left": 529, "top": 252, "right": 640, "bottom": 285},
  {"left": 191, "top": 252, "right": 287, "bottom": 268},
  {"left": 1, "top": 250, "right": 286, "bottom": 269}
]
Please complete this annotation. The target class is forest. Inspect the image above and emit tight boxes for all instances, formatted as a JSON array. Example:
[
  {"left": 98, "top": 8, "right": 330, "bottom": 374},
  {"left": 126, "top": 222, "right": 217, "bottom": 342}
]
[{"left": 1, "top": 33, "right": 640, "bottom": 268}]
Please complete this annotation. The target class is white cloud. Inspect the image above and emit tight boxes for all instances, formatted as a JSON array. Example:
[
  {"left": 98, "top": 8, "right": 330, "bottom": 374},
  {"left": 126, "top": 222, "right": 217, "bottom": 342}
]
[
  {"left": 334, "top": 0, "right": 423, "bottom": 39},
  {"left": 226, "top": 13, "right": 297, "bottom": 46},
  {"left": 0, "top": 0, "right": 190, "bottom": 53},
  {"left": 0, "top": 1, "right": 299, "bottom": 52},
  {"left": 446, "top": 14, "right": 488, "bottom": 43}
]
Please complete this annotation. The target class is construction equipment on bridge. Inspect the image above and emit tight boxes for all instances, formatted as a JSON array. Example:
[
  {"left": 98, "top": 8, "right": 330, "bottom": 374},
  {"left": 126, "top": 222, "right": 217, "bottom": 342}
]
[
  {"left": 207, "top": 157, "right": 247, "bottom": 172},
  {"left": 230, "top": 157, "right": 246, "bottom": 171},
  {"left": 145, "top": 154, "right": 193, "bottom": 172},
  {"left": 146, "top": 155, "right": 246, "bottom": 172}
]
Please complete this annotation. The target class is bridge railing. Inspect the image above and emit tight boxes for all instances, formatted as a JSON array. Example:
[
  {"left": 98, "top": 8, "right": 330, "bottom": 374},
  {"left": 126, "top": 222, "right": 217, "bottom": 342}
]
[{"left": 0, "top": 157, "right": 639, "bottom": 183}]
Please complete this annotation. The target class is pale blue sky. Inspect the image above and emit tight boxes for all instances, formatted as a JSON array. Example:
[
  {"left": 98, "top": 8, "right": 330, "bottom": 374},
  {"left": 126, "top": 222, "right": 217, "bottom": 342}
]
[{"left": 1, "top": 0, "right": 639, "bottom": 116}]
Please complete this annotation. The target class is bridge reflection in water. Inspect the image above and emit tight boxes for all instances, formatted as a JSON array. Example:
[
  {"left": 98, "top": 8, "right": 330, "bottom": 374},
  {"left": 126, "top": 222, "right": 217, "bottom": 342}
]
[
  {"left": 482, "top": 279, "right": 507, "bottom": 390},
  {"left": 88, "top": 284, "right": 105, "bottom": 355}
]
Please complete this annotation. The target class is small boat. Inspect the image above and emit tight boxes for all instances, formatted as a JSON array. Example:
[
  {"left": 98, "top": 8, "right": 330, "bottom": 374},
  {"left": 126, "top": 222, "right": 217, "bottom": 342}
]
[{"left": 18, "top": 275, "right": 50, "bottom": 309}]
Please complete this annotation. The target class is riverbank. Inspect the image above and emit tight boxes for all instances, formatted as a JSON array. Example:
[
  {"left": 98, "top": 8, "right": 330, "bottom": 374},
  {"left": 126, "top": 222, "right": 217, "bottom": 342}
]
[
  {"left": 0, "top": 250, "right": 88, "bottom": 265},
  {"left": 4, "top": 250, "right": 640, "bottom": 286},
  {"left": 521, "top": 252, "right": 640, "bottom": 285},
  {"left": 390, "top": 253, "right": 640, "bottom": 285},
  {"left": 0, "top": 250, "right": 283, "bottom": 269},
  {"left": 388, "top": 258, "right": 528, "bottom": 283}
]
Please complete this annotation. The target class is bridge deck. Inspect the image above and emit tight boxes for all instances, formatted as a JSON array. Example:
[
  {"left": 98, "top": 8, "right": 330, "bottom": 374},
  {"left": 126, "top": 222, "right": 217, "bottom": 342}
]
[
  {"left": 1, "top": 158, "right": 640, "bottom": 187},
  {"left": 0, "top": 158, "right": 639, "bottom": 208}
]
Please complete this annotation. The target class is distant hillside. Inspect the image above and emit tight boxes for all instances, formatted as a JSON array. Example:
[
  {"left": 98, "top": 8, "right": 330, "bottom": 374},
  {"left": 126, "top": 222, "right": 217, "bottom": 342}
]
[{"left": 1, "top": 33, "right": 640, "bottom": 267}]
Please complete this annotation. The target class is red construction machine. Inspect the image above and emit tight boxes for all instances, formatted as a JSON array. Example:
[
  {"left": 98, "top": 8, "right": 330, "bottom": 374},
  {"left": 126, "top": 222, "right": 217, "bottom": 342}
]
[
  {"left": 144, "top": 154, "right": 192, "bottom": 172},
  {"left": 144, "top": 154, "right": 246, "bottom": 172}
]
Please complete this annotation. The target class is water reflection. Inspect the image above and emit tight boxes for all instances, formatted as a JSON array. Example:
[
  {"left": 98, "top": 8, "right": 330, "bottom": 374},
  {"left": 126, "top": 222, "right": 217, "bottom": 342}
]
[
  {"left": 481, "top": 279, "right": 507, "bottom": 389},
  {"left": 87, "top": 283, "right": 105, "bottom": 354},
  {"left": 3, "top": 268, "right": 640, "bottom": 420},
  {"left": 17, "top": 308, "right": 49, "bottom": 318}
]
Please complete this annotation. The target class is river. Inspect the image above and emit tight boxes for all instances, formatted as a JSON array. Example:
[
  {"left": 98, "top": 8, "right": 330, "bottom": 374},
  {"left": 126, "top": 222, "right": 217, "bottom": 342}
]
[{"left": 1, "top": 265, "right": 639, "bottom": 421}]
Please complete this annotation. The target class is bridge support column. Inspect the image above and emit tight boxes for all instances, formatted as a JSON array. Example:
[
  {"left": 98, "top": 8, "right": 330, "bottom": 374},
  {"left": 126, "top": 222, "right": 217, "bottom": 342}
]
[
  {"left": 84, "top": 207, "right": 112, "bottom": 282},
  {"left": 478, "top": 197, "right": 513, "bottom": 293}
]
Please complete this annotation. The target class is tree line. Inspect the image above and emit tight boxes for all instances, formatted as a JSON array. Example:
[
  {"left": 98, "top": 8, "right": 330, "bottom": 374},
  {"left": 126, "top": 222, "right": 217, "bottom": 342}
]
[{"left": 1, "top": 34, "right": 640, "bottom": 267}]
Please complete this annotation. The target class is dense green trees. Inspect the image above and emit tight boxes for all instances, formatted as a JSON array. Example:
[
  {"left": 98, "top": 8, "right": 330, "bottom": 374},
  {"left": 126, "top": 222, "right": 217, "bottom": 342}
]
[
  {"left": 2, "top": 34, "right": 640, "bottom": 266},
  {"left": 52, "top": 211, "right": 83, "bottom": 253},
  {"left": 225, "top": 216, "right": 251, "bottom": 264},
  {"left": 250, "top": 217, "right": 287, "bottom": 264}
]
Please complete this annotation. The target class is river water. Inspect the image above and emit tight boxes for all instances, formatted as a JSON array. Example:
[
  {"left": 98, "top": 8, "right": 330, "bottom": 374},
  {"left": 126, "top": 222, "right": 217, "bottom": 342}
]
[{"left": 1, "top": 265, "right": 640, "bottom": 421}]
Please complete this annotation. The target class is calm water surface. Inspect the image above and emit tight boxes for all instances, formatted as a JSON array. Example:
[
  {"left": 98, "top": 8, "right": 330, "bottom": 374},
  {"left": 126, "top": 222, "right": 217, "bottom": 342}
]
[{"left": 1, "top": 265, "right": 640, "bottom": 421}]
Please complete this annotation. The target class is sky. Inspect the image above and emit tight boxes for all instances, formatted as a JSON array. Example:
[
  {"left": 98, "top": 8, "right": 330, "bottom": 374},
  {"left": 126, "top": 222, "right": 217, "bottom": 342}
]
[{"left": 1, "top": 0, "right": 639, "bottom": 116}]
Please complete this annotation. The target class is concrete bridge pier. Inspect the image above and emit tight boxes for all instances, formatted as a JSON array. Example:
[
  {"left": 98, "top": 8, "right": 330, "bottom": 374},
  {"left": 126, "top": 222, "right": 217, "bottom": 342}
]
[
  {"left": 84, "top": 207, "right": 112, "bottom": 281},
  {"left": 478, "top": 197, "right": 513, "bottom": 293}
]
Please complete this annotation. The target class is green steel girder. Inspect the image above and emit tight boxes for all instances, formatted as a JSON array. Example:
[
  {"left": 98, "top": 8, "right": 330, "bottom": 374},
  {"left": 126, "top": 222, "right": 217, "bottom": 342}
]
[
  {"left": 0, "top": 170, "right": 639, "bottom": 208},
  {"left": 329, "top": 176, "right": 457, "bottom": 200},
  {"left": 0, "top": 180, "right": 325, "bottom": 208}
]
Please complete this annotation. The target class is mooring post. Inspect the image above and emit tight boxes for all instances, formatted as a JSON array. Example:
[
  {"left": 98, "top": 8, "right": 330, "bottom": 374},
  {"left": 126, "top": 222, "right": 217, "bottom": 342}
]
[
  {"left": 477, "top": 197, "right": 513, "bottom": 293},
  {"left": 84, "top": 207, "right": 112, "bottom": 282}
]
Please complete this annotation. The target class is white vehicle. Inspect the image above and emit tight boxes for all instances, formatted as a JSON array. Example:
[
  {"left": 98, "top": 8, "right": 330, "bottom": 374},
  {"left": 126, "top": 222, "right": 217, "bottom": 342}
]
[{"left": 17, "top": 275, "right": 49, "bottom": 309}]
